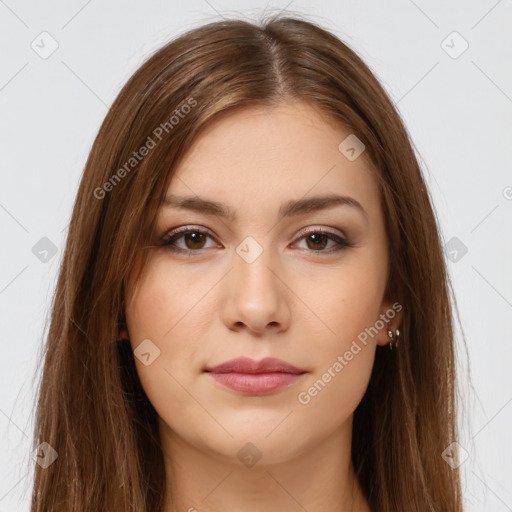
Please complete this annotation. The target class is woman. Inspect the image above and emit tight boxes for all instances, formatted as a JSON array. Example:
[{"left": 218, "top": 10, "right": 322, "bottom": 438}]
[{"left": 30, "top": 14, "right": 466, "bottom": 511}]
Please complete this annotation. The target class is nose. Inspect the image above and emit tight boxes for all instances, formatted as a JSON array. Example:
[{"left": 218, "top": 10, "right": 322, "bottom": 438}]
[{"left": 219, "top": 244, "right": 291, "bottom": 336}]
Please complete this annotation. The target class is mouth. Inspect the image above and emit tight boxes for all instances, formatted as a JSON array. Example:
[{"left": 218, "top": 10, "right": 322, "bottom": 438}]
[
  {"left": 203, "top": 356, "right": 307, "bottom": 395},
  {"left": 204, "top": 356, "right": 306, "bottom": 374}
]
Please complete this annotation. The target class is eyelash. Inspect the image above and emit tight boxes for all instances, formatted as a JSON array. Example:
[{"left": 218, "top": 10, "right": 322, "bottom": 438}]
[{"left": 160, "top": 226, "right": 353, "bottom": 256}]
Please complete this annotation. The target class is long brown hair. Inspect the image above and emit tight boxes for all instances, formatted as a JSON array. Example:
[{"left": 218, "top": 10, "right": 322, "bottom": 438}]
[{"left": 29, "top": 13, "right": 467, "bottom": 511}]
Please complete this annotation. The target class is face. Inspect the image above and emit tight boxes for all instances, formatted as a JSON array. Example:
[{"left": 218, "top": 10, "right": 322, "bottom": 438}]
[{"left": 123, "top": 100, "right": 403, "bottom": 465}]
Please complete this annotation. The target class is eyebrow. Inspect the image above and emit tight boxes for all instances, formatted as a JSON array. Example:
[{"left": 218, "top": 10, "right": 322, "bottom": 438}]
[{"left": 162, "top": 193, "right": 368, "bottom": 222}]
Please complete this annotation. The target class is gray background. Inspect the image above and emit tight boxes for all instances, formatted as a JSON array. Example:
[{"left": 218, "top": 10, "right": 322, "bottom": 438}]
[{"left": 0, "top": 1, "right": 511, "bottom": 510}]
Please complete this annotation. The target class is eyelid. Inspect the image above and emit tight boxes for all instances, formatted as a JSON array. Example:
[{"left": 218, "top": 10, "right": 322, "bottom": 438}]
[
  {"left": 295, "top": 225, "right": 347, "bottom": 240},
  {"left": 161, "top": 224, "right": 217, "bottom": 241}
]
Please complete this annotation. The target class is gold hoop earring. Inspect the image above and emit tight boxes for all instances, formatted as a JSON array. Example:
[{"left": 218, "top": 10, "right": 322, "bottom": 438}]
[{"left": 387, "top": 328, "right": 400, "bottom": 350}]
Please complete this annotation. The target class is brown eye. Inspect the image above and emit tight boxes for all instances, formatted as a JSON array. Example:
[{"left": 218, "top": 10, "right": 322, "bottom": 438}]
[
  {"left": 161, "top": 227, "right": 217, "bottom": 254},
  {"left": 181, "top": 231, "right": 207, "bottom": 250},
  {"left": 294, "top": 229, "right": 352, "bottom": 254},
  {"left": 304, "top": 233, "right": 330, "bottom": 250}
]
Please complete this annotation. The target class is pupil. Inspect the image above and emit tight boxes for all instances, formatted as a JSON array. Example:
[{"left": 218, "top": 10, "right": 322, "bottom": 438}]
[
  {"left": 307, "top": 234, "right": 327, "bottom": 250},
  {"left": 185, "top": 232, "right": 206, "bottom": 249}
]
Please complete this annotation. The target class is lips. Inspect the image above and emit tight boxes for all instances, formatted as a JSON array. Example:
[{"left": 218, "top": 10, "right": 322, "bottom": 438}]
[
  {"left": 203, "top": 357, "right": 307, "bottom": 395},
  {"left": 204, "top": 356, "right": 306, "bottom": 375}
]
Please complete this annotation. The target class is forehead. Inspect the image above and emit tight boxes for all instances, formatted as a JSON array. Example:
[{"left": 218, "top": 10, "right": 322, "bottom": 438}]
[{"left": 165, "top": 100, "right": 381, "bottom": 223}]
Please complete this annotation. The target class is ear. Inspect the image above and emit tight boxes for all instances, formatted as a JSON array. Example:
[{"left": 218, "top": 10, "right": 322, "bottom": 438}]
[{"left": 375, "top": 299, "right": 404, "bottom": 347}]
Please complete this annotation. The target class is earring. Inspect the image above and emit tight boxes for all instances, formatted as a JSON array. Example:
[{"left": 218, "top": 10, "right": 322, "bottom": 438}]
[
  {"left": 387, "top": 328, "right": 400, "bottom": 350},
  {"left": 117, "top": 325, "right": 129, "bottom": 343}
]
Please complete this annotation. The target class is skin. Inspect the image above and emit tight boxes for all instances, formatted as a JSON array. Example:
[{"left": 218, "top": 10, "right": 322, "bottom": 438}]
[{"left": 122, "top": 99, "right": 403, "bottom": 512}]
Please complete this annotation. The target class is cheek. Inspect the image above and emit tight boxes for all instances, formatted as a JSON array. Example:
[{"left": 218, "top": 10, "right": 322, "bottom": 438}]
[
  {"left": 294, "top": 279, "right": 379, "bottom": 428},
  {"left": 125, "top": 256, "right": 215, "bottom": 345},
  {"left": 290, "top": 259, "right": 383, "bottom": 417},
  {"left": 295, "top": 257, "right": 385, "bottom": 350},
  {"left": 124, "top": 259, "right": 212, "bottom": 423}
]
